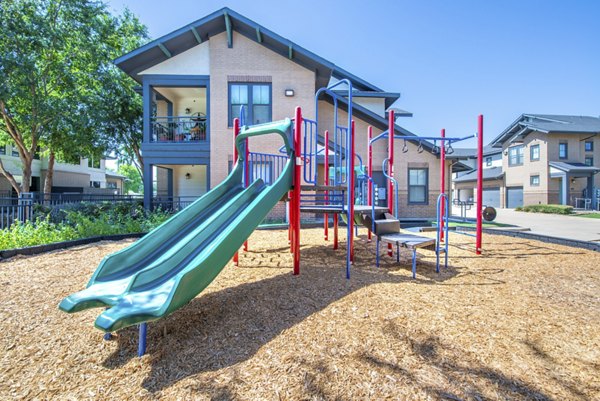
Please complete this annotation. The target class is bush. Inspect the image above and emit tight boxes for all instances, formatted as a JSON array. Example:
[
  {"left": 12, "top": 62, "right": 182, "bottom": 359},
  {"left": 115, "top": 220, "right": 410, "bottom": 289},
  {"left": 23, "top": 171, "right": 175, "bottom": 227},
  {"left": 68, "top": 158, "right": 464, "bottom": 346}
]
[
  {"left": 518, "top": 204, "right": 573, "bottom": 215},
  {"left": 0, "top": 205, "right": 171, "bottom": 251}
]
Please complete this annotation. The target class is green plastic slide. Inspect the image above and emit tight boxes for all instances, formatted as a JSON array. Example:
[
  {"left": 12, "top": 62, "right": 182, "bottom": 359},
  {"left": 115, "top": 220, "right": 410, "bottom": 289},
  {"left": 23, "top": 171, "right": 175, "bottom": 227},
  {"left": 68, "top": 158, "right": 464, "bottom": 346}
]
[{"left": 59, "top": 119, "right": 294, "bottom": 332}]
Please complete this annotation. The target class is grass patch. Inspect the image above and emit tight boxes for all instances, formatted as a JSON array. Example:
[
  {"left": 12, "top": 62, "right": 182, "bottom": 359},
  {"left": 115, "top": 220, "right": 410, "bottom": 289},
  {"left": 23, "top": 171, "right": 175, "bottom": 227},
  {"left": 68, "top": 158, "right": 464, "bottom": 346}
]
[
  {"left": 575, "top": 212, "right": 600, "bottom": 219},
  {"left": 515, "top": 204, "right": 573, "bottom": 215}
]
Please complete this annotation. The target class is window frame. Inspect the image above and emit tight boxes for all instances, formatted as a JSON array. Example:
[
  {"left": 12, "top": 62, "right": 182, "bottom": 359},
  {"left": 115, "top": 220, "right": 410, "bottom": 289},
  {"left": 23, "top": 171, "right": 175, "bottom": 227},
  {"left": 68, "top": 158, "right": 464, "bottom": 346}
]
[
  {"left": 585, "top": 156, "right": 594, "bottom": 166},
  {"left": 585, "top": 141, "right": 593, "bottom": 152},
  {"left": 485, "top": 156, "right": 492, "bottom": 167},
  {"left": 530, "top": 144, "right": 540, "bottom": 161},
  {"left": 558, "top": 142, "right": 568, "bottom": 160},
  {"left": 0, "top": 145, "right": 5, "bottom": 155},
  {"left": 228, "top": 82, "right": 272, "bottom": 127},
  {"left": 407, "top": 167, "right": 429, "bottom": 205},
  {"left": 508, "top": 145, "right": 524, "bottom": 166},
  {"left": 530, "top": 175, "right": 540, "bottom": 187}
]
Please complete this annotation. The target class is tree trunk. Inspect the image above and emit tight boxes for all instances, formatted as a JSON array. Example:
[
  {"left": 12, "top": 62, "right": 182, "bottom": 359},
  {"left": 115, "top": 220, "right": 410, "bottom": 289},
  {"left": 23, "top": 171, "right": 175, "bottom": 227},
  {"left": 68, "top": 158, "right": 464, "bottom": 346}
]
[
  {"left": 21, "top": 162, "right": 31, "bottom": 193},
  {"left": 43, "top": 150, "right": 55, "bottom": 201},
  {"left": 0, "top": 157, "right": 21, "bottom": 195}
]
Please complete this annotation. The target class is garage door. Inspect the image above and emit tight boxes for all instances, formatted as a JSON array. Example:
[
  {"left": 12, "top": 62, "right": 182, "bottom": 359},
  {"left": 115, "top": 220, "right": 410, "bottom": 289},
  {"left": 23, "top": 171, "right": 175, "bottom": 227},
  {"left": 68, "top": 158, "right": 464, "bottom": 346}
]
[
  {"left": 482, "top": 187, "right": 500, "bottom": 208},
  {"left": 506, "top": 187, "right": 523, "bottom": 208}
]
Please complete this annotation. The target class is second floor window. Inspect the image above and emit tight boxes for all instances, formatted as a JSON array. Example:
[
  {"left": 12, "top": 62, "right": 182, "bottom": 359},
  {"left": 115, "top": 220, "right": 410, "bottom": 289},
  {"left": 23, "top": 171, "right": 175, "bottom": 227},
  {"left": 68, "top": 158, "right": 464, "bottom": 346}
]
[
  {"left": 530, "top": 144, "right": 540, "bottom": 161},
  {"left": 508, "top": 145, "right": 524, "bottom": 166},
  {"left": 585, "top": 156, "right": 594, "bottom": 166},
  {"left": 485, "top": 157, "right": 492, "bottom": 167},
  {"left": 0, "top": 145, "right": 5, "bottom": 155},
  {"left": 229, "top": 83, "right": 272, "bottom": 126},
  {"left": 585, "top": 141, "right": 593, "bottom": 152},
  {"left": 11, "top": 147, "right": 19, "bottom": 157},
  {"left": 559, "top": 143, "right": 568, "bottom": 159}
]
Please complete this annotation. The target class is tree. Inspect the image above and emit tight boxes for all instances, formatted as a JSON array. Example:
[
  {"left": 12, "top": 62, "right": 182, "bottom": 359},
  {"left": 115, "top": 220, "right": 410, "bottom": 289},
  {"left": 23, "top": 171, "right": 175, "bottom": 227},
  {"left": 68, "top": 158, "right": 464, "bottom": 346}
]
[
  {"left": 118, "top": 164, "right": 143, "bottom": 194},
  {"left": 0, "top": 0, "right": 147, "bottom": 195}
]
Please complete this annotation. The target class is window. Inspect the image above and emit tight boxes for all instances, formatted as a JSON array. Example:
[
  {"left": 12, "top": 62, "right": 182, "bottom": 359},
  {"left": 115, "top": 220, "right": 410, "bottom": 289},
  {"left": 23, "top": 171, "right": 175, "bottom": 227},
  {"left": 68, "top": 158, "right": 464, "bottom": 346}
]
[
  {"left": 508, "top": 145, "right": 524, "bottom": 166},
  {"left": 90, "top": 181, "right": 101, "bottom": 188},
  {"left": 530, "top": 175, "right": 540, "bottom": 186},
  {"left": 585, "top": 157, "right": 594, "bottom": 166},
  {"left": 408, "top": 168, "right": 428, "bottom": 204},
  {"left": 0, "top": 145, "right": 5, "bottom": 155},
  {"left": 585, "top": 141, "right": 593, "bottom": 152},
  {"left": 106, "top": 181, "right": 117, "bottom": 189},
  {"left": 88, "top": 156, "right": 101, "bottom": 169},
  {"left": 11, "top": 146, "right": 19, "bottom": 157},
  {"left": 485, "top": 157, "right": 492, "bottom": 167},
  {"left": 229, "top": 83, "right": 271, "bottom": 126},
  {"left": 530, "top": 144, "right": 540, "bottom": 161},
  {"left": 559, "top": 142, "right": 568, "bottom": 159}
]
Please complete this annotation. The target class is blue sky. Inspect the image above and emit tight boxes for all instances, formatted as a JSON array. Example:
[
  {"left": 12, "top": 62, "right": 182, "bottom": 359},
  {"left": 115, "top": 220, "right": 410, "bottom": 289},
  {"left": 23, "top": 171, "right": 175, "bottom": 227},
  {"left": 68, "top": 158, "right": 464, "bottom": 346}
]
[{"left": 107, "top": 0, "right": 600, "bottom": 147}]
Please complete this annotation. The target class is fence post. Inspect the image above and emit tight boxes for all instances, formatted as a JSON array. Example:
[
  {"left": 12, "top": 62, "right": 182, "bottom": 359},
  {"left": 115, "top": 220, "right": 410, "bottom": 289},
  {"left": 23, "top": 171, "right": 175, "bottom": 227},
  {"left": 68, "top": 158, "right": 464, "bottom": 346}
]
[{"left": 18, "top": 192, "right": 34, "bottom": 224}]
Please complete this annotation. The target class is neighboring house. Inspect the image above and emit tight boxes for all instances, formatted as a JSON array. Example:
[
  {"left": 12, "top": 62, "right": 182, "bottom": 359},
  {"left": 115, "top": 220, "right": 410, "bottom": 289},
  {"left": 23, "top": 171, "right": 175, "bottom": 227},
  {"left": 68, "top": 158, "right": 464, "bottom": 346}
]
[
  {"left": 0, "top": 144, "right": 125, "bottom": 196},
  {"left": 450, "top": 146, "right": 504, "bottom": 207},
  {"left": 114, "top": 7, "right": 453, "bottom": 218},
  {"left": 489, "top": 114, "right": 600, "bottom": 208}
]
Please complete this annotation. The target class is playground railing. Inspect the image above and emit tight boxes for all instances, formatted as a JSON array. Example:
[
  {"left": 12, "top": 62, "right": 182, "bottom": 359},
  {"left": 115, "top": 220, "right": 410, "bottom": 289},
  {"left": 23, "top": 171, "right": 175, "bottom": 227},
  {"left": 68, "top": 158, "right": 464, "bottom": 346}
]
[
  {"left": 247, "top": 151, "right": 289, "bottom": 186},
  {"left": 436, "top": 193, "right": 450, "bottom": 272},
  {"left": 382, "top": 158, "right": 398, "bottom": 218}
]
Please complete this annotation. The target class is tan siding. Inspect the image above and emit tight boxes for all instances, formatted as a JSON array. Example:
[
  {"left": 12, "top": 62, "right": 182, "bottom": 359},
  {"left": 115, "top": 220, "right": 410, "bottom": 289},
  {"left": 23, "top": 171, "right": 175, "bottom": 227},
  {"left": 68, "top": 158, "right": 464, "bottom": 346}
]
[{"left": 209, "top": 31, "right": 316, "bottom": 186}]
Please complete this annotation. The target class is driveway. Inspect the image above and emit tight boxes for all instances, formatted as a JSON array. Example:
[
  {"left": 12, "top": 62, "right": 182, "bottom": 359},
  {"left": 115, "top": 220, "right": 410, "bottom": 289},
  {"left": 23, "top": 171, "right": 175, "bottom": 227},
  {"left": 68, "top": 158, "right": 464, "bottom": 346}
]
[{"left": 492, "top": 209, "right": 600, "bottom": 242}]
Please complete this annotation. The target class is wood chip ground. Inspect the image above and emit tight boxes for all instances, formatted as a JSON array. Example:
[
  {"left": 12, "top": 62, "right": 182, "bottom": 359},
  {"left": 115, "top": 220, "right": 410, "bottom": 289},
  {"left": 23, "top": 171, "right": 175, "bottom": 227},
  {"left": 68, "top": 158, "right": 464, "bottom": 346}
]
[{"left": 0, "top": 228, "right": 598, "bottom": 400}]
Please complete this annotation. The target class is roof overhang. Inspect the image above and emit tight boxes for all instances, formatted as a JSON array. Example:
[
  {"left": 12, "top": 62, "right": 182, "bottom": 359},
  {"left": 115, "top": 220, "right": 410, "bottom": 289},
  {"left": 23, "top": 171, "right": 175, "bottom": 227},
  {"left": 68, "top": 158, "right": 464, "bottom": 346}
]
[
  {"left": 549, "top": 162, "right": 600, "bottom": 178},
  {"left": 115, "top": 7, "right": 385, "bottom": 93}
]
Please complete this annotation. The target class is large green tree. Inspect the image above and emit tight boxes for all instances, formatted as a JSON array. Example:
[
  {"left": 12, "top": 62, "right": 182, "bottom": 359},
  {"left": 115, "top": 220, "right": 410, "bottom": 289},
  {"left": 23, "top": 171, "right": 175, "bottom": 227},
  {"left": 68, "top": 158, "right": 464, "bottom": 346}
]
[{"left": 0, "top": 0, "right": 147, "bottom": 195}]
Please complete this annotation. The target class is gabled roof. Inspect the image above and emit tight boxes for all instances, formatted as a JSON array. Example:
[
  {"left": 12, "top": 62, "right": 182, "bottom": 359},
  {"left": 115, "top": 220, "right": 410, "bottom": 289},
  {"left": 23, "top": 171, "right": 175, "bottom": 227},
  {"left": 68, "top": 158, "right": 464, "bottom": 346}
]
[
  {"left": 453, "top": 166, "right": 504, "bottom": 183},
  {"left": 115, "top": 7, "right": 390, "bottom": 94},
  {"left": 491, "top": 114, "right": 600, "bottom": 147}
]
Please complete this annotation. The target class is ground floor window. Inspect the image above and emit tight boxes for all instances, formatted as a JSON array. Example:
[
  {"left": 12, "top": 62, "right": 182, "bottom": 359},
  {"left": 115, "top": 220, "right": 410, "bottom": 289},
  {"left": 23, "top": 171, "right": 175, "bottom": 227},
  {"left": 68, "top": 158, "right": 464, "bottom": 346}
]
[
  {"left": 585, "top": 156, "right": 593, "bottom": 166},
  {"left": 408, "top": 168, "right": 428, "bottom": 204},
  {"left": 530, "top": 175, "right": 540, "bottom": 186}
]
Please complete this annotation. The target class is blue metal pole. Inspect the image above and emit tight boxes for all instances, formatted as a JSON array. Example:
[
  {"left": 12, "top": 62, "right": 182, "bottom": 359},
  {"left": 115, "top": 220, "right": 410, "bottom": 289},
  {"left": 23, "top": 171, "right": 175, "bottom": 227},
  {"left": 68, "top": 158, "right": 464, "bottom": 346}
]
[
  {"left": 412, "top": 249, "right": 417, "bottom": 279},
  {"left": 138, "top": 323, "right": 147, "bottom": 357}
]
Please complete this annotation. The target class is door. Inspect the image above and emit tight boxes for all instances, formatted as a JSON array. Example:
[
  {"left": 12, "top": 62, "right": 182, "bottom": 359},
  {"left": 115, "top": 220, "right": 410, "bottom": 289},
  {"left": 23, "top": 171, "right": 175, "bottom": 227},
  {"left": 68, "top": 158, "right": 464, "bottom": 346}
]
[
  {"left": 482, "top": 187, "right": 500, "bottom": 208},
  {"left": 506, "top": 186, "right": 523, "bottom": 208}
]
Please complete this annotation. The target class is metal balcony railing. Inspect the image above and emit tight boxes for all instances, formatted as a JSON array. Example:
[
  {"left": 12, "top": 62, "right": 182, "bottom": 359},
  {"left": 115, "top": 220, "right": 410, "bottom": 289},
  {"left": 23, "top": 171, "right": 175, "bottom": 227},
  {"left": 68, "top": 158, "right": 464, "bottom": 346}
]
[{"left": 150, "top": 116, "right": 207, "bottom": 143}]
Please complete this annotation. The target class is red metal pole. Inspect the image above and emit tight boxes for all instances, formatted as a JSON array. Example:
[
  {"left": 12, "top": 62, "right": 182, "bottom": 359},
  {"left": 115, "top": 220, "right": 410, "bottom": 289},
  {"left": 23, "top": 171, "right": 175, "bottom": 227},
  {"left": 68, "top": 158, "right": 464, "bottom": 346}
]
[
  {"left": 388, "top": 110, "right": 395, "bottom": 256},
  {"left": 293, "top": 106, "right": 302, "bottom": 274},
  {"left": 476, "top": 115, "right": 483, "bottom": 255},
  {"left": 233, "top": 118, "right": 240, "bottom": 266},
  {"left": 350, "top": 120, "right": 355, "bottom": 263},
  {"left": 324, "top": 130, "right": 329, "bottom": 241},
  {"left": 367, "top": 126, "right": 373, "bottom": 242},
  {"left": 440, "top": 128, "right": 446, "bottom": 241},
  {"left": 333, "top": 214, "right": 338, "bottom": 250}
]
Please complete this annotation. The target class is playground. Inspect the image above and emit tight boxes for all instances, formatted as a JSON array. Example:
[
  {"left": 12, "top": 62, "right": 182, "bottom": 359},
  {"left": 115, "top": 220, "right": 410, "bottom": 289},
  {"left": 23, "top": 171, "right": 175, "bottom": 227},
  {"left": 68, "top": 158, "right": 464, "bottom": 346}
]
[{"left": 1, "top": 228, "right": 599, "bottom": 400}]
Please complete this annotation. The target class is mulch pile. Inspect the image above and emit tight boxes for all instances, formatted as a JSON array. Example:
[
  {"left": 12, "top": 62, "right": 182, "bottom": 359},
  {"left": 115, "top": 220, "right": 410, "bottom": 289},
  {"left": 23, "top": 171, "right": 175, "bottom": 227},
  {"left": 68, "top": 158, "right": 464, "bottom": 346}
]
[{"left": 0, "top": 228, "right": 598, "bottom": 400}]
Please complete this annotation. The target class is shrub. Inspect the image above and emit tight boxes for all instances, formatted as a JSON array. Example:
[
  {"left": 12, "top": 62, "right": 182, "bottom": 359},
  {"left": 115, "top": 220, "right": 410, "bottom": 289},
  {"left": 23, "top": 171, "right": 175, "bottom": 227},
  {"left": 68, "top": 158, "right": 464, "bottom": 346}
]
[
  {"left": 0, "top": 206, "right": 171, "bottom": 251},
  {"left": 519, "top": 204, "right": 573, "bottom": 215}
]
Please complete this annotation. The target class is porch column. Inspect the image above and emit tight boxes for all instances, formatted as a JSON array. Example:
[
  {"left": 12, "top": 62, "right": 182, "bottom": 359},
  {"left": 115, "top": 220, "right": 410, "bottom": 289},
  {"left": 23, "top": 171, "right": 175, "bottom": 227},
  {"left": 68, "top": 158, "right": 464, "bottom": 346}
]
[
  {"left": 587, "top": 176, "right": 594, "bottom": 209},
  {"left": 563, "top": 173, "right": 570, "bottom": 206},
  {"left": 167, "top": 168, "right": 174, "bottom": 199},
  {"left": 143, "top": 163, "right": 153, "bottom": 210}
]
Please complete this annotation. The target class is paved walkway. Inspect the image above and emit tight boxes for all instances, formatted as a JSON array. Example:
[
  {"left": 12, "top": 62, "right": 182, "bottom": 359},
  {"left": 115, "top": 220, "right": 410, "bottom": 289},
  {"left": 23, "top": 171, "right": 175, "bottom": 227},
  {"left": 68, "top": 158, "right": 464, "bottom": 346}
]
[{"left": 487, "top": 209, "right": 600, "bottom": 242}]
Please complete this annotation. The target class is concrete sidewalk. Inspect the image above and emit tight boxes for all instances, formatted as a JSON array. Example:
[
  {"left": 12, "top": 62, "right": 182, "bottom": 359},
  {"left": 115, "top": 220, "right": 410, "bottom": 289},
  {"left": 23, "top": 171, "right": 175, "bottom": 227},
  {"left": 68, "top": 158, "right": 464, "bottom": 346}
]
[{"left": 490, "top": 209, "right": 600, "bottom": 242}]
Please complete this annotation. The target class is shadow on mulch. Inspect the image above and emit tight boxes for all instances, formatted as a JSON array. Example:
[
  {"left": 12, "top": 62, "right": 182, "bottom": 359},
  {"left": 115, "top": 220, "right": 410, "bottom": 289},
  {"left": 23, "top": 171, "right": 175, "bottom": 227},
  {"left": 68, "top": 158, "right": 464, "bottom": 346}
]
[{"left": 100, "top": 240, "right": 484, "bottom": 394}]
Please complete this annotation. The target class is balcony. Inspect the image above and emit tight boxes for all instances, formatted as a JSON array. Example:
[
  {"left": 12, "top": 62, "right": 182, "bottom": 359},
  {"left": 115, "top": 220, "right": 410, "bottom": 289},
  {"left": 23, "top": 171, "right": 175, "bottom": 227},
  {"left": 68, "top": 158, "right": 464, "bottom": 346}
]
[{"left": 151, "top": 115, "right": 207, "bottom": 143}]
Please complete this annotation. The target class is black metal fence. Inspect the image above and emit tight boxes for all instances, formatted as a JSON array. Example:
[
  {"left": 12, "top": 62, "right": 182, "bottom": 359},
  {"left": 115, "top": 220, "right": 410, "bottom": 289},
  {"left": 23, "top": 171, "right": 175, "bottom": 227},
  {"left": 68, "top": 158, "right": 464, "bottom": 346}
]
[{"left": 0, "top": 193, "right": 200, "bottom": 229}]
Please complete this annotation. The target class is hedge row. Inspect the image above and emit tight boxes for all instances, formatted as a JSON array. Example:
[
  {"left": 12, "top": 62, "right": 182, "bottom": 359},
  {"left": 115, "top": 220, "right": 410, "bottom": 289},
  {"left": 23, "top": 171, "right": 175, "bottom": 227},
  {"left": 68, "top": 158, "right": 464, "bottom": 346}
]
[{"left": 515, "top": 204, "right": 573, "bottom": 215}]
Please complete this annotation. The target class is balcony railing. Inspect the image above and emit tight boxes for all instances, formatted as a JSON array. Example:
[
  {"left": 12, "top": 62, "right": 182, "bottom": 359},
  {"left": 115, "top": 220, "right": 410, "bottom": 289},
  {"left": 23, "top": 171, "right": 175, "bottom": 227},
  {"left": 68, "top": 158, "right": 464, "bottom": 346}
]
[{"left": 150, "top": 116, "right": 207, "bottom": 143}]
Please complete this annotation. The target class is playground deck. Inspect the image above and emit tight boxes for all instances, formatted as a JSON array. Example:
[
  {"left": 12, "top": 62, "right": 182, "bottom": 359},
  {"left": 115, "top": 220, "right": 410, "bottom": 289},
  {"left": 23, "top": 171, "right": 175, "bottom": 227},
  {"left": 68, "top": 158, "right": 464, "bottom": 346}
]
[{"left": 1, "top": 228, "right": 599, "bottom": 400}]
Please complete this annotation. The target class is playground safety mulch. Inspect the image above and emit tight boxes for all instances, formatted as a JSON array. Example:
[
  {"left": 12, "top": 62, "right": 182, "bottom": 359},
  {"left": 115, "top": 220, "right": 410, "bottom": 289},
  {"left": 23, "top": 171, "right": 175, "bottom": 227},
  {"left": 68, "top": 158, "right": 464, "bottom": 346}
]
[{"left": 0, "top": 228, "right": 598, "bottom": 400}]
